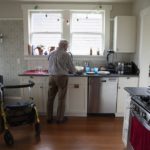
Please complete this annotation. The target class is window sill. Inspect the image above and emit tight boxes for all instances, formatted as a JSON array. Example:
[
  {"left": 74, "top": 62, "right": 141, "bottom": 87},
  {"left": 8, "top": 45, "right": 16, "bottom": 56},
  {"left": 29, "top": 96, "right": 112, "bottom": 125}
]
[
  {"left": 24, "top": 55, "right": 48, "bottom": 60},
  {"left": 24, "top": 55, "right": 106, "bottom": 60}
]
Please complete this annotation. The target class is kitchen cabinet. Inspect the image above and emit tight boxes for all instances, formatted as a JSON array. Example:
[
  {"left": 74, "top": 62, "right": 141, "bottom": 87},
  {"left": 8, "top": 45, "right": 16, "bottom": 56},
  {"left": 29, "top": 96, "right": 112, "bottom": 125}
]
[
  {"left": 113, "top": 16, "right": 136, "bottom": 53},
  {"left": 44, "top": 77, "right": 87, "bottom": 116},
  {"left": 20, "top": 76, "right": 87, "bottom": 116},
  {"left": 66, "top": 77, "right": 87, "bottom": 116},
  {"left": 122, "top": 93, "right": 131, "bottom": 147},
  {"left": 116, "top": 77, "right": 139, "bottom": 117},
  {"left": 20, "top": 76, "right": 46, "bottom": 114},
  {"left": 43, "top": 77, "right": 59, "bottom": 115}
]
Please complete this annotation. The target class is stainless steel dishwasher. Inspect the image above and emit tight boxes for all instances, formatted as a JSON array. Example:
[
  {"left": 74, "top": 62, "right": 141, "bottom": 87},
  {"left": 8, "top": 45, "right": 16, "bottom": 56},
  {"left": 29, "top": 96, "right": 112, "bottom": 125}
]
[{"left": 88, "top": 77, "right": 118, "bottom": 114}]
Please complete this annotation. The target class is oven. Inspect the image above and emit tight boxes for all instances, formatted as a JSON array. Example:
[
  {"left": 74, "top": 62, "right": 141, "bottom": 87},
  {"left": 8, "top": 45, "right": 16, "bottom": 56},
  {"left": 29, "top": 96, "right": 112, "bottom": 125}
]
[{"left": 127, "top": 96, "right": 150, "bottom": 150}]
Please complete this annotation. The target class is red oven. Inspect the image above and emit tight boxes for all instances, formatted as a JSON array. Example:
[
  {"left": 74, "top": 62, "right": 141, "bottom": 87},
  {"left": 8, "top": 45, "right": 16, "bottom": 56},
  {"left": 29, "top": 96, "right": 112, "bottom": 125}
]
[{"left": 127, "top": 96, "right": 150, "bottom": 150}]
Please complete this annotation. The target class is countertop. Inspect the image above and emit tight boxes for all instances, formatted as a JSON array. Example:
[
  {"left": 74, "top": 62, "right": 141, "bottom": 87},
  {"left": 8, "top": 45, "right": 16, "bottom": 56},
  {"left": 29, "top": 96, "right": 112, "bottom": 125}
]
[
  {"left": 19, "top": 70, "right": 139, "bottom": 77},
  {"left": 19, "top": 73, "right": 139, "bottom": 77},
  {"left": 124, "top": 87, "right": 150, "bottom": 96}
]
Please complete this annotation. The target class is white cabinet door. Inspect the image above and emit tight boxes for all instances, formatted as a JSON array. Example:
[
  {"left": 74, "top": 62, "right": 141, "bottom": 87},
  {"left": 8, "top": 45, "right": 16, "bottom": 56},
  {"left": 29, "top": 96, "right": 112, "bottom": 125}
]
[
  {"left": 21, "top": 76, "right": 88, "bottom": 116},
  {"left": 20, "top": 76, "right": 45, "bottom": 114},
  {"left": 43, "top": 77, "right": 59, "bottom": 115},
  {"left": 113, "top": 16, "right": 136, "bottom": 53},
  {"left": 44, "top": 77, "right": 87, "bottom": 116},
  {"left": 66, "top": 77, "right": 87, "bottom": 116},
  {"left": 122, "top": 93, "right": 132, "bottom": 147},
  {"left": 116, "top": 77, "right": 138, "bottom": 117}
]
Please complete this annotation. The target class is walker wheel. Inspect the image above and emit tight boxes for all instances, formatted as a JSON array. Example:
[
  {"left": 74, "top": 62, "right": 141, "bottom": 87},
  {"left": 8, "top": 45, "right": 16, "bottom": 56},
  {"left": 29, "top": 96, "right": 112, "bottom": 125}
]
[
  {"left": 35, "top": 122, "right": 41, "bottom": 137},
  {"left": 0, "top": 116, "right": 4, "bottom": 133},
  {"left": 4, "top": 130, "right": 14, "bottom": 146}
]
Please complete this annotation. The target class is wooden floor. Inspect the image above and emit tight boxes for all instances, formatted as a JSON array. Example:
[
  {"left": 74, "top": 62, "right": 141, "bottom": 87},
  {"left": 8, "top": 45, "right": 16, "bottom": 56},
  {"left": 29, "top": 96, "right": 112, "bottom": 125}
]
[{"left": 0, "top": 116, "right": 125, "bottom": 150}]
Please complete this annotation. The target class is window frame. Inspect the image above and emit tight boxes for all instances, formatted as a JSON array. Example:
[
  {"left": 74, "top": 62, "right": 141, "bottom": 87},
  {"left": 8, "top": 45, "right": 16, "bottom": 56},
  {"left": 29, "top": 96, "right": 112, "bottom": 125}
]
[
  {"left": 22, "top": 4, "right": 112, "bottom": 59},
  {"left": 70, "top": 11, "right": 105, "bottom": 55},
  {"left": 29, "top": 10, "right": 63, "bottom": 55}
]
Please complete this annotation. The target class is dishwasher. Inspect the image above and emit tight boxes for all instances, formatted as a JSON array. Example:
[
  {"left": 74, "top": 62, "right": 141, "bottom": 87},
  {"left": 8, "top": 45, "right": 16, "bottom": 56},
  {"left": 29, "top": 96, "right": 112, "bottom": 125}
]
[{"left": 88, "top": 77, "right": 118, "bottom": 114}]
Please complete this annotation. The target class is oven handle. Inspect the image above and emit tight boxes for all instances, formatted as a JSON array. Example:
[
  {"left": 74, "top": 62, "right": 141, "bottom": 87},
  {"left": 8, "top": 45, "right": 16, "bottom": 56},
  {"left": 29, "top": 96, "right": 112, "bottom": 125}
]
[{"left": 131, "top": 110, "right": 150, "bottom": 131}]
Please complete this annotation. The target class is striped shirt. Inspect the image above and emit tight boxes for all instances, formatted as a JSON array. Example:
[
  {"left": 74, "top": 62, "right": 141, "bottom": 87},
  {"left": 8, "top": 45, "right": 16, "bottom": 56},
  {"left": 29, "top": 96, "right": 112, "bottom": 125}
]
[{"left": 48, "top": 48, "right": 76, "bottom": 75}]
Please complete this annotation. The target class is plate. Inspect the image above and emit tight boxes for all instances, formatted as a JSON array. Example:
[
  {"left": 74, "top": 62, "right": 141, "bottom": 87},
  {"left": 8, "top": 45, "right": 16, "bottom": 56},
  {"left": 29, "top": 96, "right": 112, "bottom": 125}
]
[
  {"left": 98, "top": 71, "right": 110, "bottom": 75},
  {"left": 86, "top": 72, "right": 95, "bottom": 75}
]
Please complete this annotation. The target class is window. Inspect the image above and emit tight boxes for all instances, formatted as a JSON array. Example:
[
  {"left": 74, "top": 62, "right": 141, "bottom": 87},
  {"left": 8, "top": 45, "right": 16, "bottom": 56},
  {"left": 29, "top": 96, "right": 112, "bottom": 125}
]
[
  {"left": 23, "top": 4, "right": 111, "bottom": 56},
  {"left": 70, "top": 12, "right": 105, "bottom": 55},
  {"left": 30, "top": 12, "right": 62, "bottom": 55}
]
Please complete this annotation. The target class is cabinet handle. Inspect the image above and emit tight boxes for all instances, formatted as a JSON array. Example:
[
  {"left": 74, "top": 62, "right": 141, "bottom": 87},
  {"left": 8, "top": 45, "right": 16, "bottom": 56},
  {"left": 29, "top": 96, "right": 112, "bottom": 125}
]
[
  {"left": 74, "top": 84, "right": 79, "bottom": 88},
  {"left": 40, "top": 86, "right": 43, "bottom": 88}
]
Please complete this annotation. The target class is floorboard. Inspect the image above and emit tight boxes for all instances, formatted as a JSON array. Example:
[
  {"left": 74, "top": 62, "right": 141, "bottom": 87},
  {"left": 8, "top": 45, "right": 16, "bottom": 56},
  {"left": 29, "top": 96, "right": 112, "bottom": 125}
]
[{"left": 0, "top": 116, "right": 126, "bottom": 150}]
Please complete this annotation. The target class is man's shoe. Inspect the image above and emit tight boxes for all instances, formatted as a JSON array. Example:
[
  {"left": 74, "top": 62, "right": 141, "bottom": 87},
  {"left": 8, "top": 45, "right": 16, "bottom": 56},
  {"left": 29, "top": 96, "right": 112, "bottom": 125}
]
[
  {"left": 47, "top": 119, "right": 53, "bottom": 124},
  {"left": 56, "top": 117, "right": 68, "bottom": 124}
]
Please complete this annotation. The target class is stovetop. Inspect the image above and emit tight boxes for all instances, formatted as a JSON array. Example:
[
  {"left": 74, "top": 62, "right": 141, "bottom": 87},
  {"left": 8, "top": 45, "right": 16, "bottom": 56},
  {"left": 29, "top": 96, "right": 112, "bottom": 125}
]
[{"left": 132, "top": 95, "right": 150, "bottom": 113}]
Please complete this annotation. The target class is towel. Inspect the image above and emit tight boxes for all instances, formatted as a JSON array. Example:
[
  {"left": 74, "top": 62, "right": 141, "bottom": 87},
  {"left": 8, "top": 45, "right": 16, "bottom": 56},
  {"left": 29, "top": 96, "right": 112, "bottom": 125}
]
[{"left": 130, "top": 116, "right": 150, "bottom": 150}]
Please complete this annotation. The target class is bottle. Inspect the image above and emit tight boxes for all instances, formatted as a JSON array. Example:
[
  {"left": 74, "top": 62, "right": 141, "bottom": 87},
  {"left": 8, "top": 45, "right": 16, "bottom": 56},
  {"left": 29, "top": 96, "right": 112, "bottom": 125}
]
[
  {"left": 84, "top": 62, "right": 90, "bottom": 73},
  {"left": 121, "top": 63, "right": 124, "bottom": 74},
  {"left": 90, "top": 48, "right": 93, "bottom": 55},
  {"left": 117, "top": 62, "right": 121, "bottom": 74},
  {"left": 97, "top": 48, "right": 100, "bottom": 55},
  {"left": 97, "top": 51, "right": 100, "bottom": 55}
]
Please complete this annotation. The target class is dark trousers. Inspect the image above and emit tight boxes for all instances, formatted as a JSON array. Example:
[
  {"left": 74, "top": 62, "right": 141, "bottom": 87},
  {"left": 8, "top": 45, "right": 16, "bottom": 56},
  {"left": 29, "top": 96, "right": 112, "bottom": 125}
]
[{"left": 47, "top": 75, "right": 68, "bottom": 121}]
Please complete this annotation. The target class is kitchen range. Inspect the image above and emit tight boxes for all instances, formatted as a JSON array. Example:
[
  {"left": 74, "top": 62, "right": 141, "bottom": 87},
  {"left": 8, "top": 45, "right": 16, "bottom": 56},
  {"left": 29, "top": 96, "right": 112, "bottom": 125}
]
[{"left": 125, "top": 88, "right": 150, "bottom": 150}]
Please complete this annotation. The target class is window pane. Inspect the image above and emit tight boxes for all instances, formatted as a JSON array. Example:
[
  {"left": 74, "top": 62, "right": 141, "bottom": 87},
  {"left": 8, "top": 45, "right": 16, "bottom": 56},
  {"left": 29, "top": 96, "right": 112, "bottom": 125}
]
[
  {"left": 71, "top": 34, "right": 103, "bottom": 55},
  {"left": 71, "top": 13, "right": 103, "bottom": 33},
  {"left": 31, "top": 13, "right": 62, "bottom": 32},
  {"left": 32, "top": 33, "right": 61, "bottom": 47}
]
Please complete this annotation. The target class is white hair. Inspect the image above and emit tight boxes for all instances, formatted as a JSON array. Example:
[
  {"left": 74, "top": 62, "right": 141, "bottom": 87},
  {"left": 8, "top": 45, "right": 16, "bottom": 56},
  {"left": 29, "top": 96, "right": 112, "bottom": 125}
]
[{"left": 59, "top": 39, "right": 68, "bottom": 47}]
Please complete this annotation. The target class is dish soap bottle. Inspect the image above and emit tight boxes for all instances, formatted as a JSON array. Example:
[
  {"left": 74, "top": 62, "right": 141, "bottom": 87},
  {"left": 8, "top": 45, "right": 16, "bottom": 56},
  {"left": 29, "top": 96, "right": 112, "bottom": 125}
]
[{"left": 90, "top": 48, "right": 93, "bottom": 55}]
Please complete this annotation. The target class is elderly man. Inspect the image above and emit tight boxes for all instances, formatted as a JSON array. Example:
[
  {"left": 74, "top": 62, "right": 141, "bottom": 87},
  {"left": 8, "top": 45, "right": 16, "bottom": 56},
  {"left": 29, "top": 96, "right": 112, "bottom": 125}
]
[{"left": 47, "top": 39, "right": 76, "bottom": 124}]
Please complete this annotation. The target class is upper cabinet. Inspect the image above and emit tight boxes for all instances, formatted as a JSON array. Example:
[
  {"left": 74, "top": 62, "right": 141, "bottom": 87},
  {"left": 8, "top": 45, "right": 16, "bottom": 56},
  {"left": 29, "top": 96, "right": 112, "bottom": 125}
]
[{"left": 113, "top": 16, "right": 136, "bottom": 53}]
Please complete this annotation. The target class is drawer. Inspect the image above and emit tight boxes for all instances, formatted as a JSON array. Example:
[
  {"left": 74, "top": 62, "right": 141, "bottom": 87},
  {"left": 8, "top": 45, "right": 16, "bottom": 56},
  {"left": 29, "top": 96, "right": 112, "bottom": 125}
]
[
  {"left": 68, "top": 77, "right": 87, "bottom": 85},
  {"left": 118, "top": 77, "right": 139, "bottom": 87},
  {"left": 21, "top": 76, "right": 46, "bottom": 84}
]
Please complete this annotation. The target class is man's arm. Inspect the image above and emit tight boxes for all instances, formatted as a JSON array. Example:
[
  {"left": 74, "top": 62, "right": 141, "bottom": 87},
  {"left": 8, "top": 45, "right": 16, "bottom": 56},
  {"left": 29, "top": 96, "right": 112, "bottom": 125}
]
[{"left": 66, "top": 54, "right": 76, "bottom": 74}]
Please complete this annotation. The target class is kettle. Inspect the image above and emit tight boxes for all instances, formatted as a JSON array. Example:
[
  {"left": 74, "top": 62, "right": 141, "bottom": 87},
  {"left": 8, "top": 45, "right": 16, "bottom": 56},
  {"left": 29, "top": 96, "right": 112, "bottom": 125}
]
[{"left": 106, "top": 50, "right": 116, "bottom": 73}]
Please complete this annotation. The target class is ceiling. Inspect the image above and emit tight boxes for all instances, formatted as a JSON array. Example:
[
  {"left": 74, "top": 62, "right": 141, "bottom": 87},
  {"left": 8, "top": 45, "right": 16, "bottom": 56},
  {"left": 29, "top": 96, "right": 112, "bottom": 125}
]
[{"left": 0, "top": 0, "right": 134, "bottom": 2}]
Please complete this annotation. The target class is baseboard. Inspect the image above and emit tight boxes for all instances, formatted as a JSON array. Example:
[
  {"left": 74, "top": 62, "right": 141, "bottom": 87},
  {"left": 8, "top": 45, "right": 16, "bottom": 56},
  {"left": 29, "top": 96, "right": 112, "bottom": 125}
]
[{"left": 115, "top": 112, "right": 124, "bottom": 117}]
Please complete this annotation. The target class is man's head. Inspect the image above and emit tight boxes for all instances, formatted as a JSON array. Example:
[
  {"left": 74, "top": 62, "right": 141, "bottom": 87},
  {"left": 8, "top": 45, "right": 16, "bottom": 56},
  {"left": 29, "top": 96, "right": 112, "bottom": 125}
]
[{"left": 58, "top": 39, "right": 68, "bottom": 51}]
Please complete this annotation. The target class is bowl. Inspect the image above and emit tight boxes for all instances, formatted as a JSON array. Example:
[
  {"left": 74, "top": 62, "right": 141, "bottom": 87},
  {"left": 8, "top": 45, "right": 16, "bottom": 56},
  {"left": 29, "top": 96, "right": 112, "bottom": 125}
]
[
  {"left": 75, "top": 66, "right": 84, "bottom": 72},
  {"left": 93, "top": 67, "right": 99, "bottom": 73}
]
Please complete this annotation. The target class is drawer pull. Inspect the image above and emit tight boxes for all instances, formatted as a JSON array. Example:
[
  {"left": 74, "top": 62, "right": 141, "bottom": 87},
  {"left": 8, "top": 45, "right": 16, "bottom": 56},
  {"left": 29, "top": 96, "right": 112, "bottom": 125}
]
[{"left": 74, "top": 84, "right": 79, "bottom": 88}]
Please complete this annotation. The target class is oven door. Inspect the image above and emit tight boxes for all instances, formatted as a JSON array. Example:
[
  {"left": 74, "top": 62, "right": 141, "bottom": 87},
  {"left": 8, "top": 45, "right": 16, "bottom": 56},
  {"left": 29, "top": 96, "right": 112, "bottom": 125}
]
[{"left": 127, "top": 109, "right": 150, "bottom": 150}]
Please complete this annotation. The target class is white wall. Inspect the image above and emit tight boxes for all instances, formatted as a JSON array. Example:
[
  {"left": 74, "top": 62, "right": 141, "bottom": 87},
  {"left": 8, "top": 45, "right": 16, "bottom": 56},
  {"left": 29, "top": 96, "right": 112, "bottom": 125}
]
[
  {"left": 0, "top": 2, "right": 133, "bottom": 19},
  {"left": 133, "top": 0, "right": 150, "bottom": 65},
  {"left": 133, "top": 0, "right": 150, "bottom": 86},
  {"left": 0, "top": 2, "right": 22, "bottom": 18}
]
